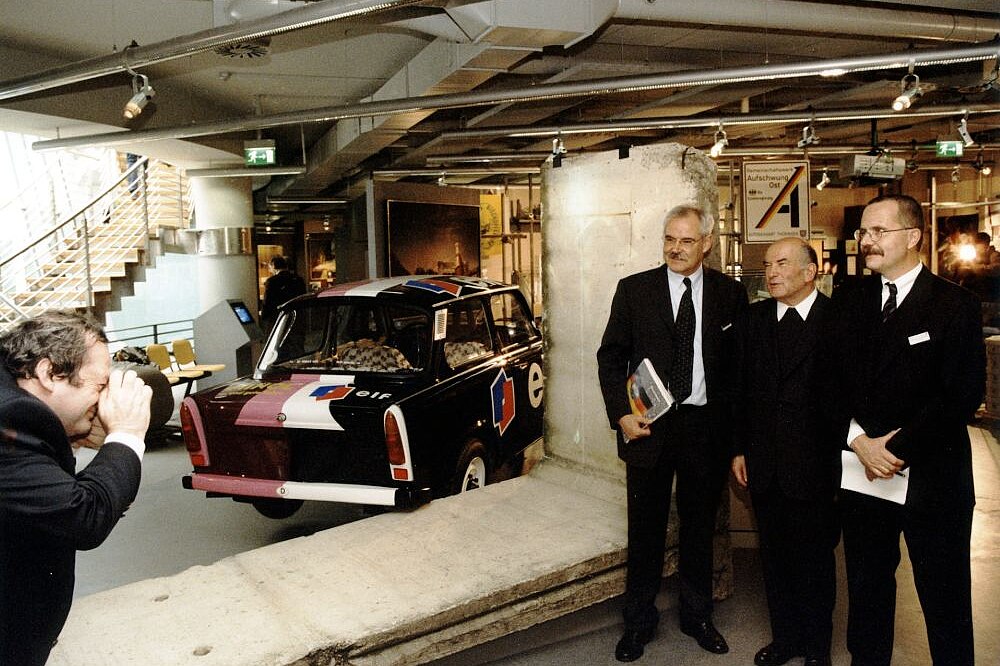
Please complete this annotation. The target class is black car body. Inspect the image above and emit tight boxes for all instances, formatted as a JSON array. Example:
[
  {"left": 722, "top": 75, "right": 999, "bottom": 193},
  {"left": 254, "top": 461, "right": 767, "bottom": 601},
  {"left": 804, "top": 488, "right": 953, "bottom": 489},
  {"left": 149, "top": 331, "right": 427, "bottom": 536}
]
[{"left": 180, "top": 275, "right": 544, "bottom": 517}]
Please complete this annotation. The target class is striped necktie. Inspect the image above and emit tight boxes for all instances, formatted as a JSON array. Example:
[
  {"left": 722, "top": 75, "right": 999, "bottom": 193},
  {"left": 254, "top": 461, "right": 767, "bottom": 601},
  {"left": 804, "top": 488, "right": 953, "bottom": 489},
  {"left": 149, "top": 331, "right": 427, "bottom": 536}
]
[{"left": 882, "top": 282, "right": 897, "bottom": 322}]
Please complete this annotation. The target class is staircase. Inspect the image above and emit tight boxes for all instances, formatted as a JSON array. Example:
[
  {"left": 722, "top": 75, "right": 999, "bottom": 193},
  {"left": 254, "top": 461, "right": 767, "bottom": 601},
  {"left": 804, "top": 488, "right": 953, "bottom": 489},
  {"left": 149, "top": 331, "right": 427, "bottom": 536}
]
[{"left": 0, "top": 157, "right": 192, "bottom": 328}]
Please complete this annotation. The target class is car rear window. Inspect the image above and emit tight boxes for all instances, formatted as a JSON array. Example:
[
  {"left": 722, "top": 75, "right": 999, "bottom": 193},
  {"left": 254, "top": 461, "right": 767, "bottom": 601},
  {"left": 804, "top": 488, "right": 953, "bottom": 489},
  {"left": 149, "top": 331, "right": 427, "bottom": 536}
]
[{"left": 258, "top": 300, "right": 431, "bottom": 374}]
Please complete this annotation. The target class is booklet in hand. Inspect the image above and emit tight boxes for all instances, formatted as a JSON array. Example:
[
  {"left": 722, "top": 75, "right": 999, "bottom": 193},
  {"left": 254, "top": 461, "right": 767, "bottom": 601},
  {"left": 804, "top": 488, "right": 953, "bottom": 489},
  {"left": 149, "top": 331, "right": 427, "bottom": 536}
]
[{"left": 627, "top": 358, "right": 675, "bottom": 424}]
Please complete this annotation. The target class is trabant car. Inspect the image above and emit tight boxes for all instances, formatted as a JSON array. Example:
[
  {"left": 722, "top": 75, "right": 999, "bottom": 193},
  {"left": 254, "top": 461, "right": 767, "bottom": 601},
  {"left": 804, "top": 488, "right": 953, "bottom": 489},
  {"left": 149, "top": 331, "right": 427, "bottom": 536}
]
[{"left": 180, "top": 275, "right": 544, "bottom": 518}]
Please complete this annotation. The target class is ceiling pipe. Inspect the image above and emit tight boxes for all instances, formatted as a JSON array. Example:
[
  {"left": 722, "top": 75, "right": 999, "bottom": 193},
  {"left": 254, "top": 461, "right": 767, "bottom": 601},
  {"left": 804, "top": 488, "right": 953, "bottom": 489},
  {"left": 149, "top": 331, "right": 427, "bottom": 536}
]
[
  {"left": 31, "top": 42, "right": 1000, "bottom": 151},
  {"left": 0, "top": 0, "right": 426, "bottom": 102},
  {"left": 614, "top": 0, "right": 1000, "bottom": 43},
  {"left": 433, "top": 104, "right": 999, "bottom": 140}
]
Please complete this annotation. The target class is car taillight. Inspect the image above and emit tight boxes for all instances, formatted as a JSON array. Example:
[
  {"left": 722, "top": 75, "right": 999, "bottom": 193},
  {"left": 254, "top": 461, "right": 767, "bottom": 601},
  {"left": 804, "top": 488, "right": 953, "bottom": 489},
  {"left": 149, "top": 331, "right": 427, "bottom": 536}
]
[
  {"left": 384, "top": 411, "right": 405, "bottom": 465},
  {"left": 384, "top": 407, "right": 413, "bottom": 482},
  {"left": 179, "top": 398, "right": 209, "bottom": 467}
]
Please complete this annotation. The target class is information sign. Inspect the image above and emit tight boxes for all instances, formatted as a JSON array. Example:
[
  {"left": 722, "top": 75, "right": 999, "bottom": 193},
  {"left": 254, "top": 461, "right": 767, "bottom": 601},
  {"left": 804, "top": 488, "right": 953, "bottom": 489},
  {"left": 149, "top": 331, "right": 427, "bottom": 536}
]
[
  {"left": 741, "top": 161, "right": 811, "bottom": 243},
  {"left": 243, "top": 140, "right": 276, "bottom": 166},
  {"left": 935, "top": 140, "right": 964, "bottom": 158}
]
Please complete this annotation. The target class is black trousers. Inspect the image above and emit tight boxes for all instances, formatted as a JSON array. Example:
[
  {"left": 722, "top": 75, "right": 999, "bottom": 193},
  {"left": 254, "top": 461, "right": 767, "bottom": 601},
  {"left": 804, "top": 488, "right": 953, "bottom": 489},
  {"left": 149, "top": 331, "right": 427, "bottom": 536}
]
[
  {"left": 752, "top": 484, "right": 838, "bottom": 656},
  {"left": 622, "top": 406, "right": 729, "bottom": 632},
  {"left": 841, "top": 491, "right": 974, "bottom": 666}
]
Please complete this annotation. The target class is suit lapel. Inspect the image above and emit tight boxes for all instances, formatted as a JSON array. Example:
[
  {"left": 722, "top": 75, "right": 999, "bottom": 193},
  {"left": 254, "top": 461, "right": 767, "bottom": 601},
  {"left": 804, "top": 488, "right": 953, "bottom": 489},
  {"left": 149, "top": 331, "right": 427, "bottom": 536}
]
[{"left": 655, "top": 264, "right": 676, "bottom": 335}]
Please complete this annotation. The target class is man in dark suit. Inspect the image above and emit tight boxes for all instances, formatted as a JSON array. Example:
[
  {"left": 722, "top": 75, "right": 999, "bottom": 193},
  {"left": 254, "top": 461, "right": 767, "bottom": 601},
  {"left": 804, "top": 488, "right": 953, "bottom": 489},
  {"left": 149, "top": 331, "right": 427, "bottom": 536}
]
[
  {"left": 262, "top": 255, "right": 307, "bottom": 331},
  {"left": 598, "top": 204, "right": 748, "bottom": 662},
  {"left": 0, "top": 310, "right": 151, "bottom": 665},
  {"left": 732, "top": 238, "right": 837, "bottom": 666},
  {"left": 833, "top": 194, "right": 985, "bottom": 666}
]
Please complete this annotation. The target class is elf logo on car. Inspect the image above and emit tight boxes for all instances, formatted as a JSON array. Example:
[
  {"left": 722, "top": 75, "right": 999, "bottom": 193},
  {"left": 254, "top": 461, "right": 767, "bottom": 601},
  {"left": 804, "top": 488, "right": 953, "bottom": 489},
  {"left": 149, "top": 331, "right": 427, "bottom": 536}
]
[
  {"left": 490, "top": 368, "right": 516, "bottom": 435},
  {"left": 528, "top": 362, "right": 544, "bottom": 408},
  {"left": 310, "top": 385, "right": 354, "bottom": 401}
]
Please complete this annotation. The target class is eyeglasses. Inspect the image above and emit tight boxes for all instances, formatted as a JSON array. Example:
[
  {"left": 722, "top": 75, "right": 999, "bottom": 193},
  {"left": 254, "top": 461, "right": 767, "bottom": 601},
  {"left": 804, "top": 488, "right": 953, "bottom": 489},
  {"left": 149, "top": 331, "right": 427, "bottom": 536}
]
[
  {"left": 853, "top": 227, "right": 915, "bottom": 242},
  {"left": 664, "top": 235, "right": 703, "bottom": 248}
]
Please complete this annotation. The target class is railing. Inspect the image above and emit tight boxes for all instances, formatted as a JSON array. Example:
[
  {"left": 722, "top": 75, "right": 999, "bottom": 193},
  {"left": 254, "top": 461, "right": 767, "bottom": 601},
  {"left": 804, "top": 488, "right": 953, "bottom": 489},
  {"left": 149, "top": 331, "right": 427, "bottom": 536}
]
[
  {"left": 106, "top": 319, "right": 194, "bottom": 353},
  {"left": 0, "top": 157, "right": 192, "bottom": 327}
]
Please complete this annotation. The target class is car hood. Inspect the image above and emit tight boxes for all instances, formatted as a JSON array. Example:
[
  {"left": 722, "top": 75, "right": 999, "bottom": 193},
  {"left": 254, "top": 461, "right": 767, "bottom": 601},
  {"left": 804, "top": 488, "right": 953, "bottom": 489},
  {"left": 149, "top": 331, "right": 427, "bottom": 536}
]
[{"left": 191, "top": 373, "right": 420, "bottom": 432}]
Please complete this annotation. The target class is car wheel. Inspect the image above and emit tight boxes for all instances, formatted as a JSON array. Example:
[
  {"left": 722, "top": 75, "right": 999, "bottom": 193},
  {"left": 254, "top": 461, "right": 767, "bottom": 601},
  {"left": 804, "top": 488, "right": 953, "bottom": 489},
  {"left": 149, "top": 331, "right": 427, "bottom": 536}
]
[
  {"left": 452, "top": 441, "right": 490, "bottom": 495},
  {"left": 251, "top": 498, "right": 304, "bottom": 519}
]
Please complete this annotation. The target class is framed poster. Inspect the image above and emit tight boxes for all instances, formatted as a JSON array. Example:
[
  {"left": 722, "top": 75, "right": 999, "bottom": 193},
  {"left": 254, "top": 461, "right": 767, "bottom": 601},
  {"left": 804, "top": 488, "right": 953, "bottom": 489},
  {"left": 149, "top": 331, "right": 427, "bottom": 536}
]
[
  {"left": 742, "top": 161, "right": 811, "bottom": 243},
  {"left": 387, "top": 200, "right": 481, "bottom": 277}
]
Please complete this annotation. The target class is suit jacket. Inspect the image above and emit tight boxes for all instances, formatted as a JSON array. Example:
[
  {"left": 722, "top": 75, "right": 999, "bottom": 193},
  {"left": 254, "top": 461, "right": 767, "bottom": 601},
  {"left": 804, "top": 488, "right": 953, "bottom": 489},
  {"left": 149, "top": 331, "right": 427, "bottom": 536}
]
[
  {"left": 735, "top": 293, "right": 838, "bottom": 500},
  {"left": 597, "top": 264, "right": 748, "bottom": 467},
  {"left": 0, "top": 367, "right": 142, "bottom": 665},
  {"left": 832, "top": 267, "right": 985, "bottom": 511}
]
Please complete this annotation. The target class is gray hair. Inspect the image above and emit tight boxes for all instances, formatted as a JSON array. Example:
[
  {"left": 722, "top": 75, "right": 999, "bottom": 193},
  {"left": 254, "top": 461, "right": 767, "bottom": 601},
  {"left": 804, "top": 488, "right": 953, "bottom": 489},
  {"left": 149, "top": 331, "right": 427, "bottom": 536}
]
[
  {"left": 664, "top": 204, "right": 714, "bottom": 237},
  {"left": 0, "top": 310, "right": 107, "bottom": 385}
]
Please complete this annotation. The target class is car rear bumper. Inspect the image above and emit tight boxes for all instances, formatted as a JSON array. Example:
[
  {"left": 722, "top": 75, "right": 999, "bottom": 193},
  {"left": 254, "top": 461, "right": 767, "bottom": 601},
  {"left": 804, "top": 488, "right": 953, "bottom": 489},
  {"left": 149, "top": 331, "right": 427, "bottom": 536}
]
[{"left": 182, "top": 473, "right": 431, "bottom": 508}]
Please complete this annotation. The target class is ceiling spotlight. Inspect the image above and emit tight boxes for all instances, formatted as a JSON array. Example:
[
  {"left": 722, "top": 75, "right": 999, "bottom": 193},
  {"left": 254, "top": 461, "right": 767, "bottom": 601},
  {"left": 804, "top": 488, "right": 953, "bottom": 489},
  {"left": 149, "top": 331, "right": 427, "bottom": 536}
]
[
  {"left": 816, "top": 168, "right": 831, "bottom": 191},
  {"left": 891, "top": 73, "right": 922, "bottom": 112},
  {"left": 957, "top": 116, "right": 975, "bottom": 147},
  {"left": 123, "top": 72, "right": 155, "bottom": 119},
  {"left": 437, "top": 174, "right": 447, "bottom": 186},
  {"left": 974, "top": 152, "right": 992, "bottom": 176},
  {"left": 709, "top": 125, "right": 728, "bottom": 158},
  {"left": 797, "top": 123, "right": 820, "bottom": 148},
  {"left": 951, "top": 165, "right": 961, "bottom": 184},
  {"left": 551, "top": 136, "right": 567, "bottom": 168}
]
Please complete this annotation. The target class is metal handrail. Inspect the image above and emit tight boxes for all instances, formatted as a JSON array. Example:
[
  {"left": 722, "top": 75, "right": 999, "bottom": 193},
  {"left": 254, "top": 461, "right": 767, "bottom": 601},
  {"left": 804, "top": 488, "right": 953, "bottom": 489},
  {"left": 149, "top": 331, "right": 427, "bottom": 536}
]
[
  {"left": 0, "top": 156, "right": 148, "bottom": 270},
  {"left": 106, "top": 319, "right": 194, "bottom": 349}
]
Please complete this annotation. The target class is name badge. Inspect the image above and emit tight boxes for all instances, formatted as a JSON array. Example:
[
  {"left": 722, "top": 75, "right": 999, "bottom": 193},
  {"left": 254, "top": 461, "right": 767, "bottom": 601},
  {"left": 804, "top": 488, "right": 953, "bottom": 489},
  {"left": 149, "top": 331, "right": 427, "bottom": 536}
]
[{"left": 908, "top": 331, "right": 930, "bottom": 345}]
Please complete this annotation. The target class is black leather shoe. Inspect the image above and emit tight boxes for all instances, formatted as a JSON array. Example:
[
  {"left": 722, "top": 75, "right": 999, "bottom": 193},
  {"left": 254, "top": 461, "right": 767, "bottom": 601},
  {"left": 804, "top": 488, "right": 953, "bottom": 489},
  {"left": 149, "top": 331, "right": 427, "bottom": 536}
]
[
  {"left": 615, "top": 627, "right": 655, "bottom": 662},
  {"left": 802, "top": 656, "right": 831, "bottom": 666},
  {"left": 754, "top": 642, "right": 798, "bottom": 666},
  {"left": 680, "top": 619, "right": 729, "bottom": 654}
]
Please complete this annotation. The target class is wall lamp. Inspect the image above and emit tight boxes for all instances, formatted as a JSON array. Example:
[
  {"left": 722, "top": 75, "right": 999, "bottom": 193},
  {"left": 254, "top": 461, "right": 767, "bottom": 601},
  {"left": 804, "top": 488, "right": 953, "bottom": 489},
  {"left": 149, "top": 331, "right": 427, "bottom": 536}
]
[
  {"left": 816, "top": 168, "right": 831, "bottom": 191},
  {"left": 123, "top": 71, "right": 155, "bottom": 119},
  {"left": 709, "top": 125, "right": 728, "bottom": 158},
  {"left": 892, "top": 72, "right": 922, "bottom": 112}
]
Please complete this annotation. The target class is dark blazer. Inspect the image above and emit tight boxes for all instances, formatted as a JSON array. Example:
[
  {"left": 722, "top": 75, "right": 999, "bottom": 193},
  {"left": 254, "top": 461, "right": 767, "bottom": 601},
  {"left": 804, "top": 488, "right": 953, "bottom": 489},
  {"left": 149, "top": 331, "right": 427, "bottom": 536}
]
[
  {"left": 597, "top": 264, "right": 748, "bottom": 468},
  {"left": 0, "top": 367, "right": 142, "bottom": 666},
  {"left": 832, "top": 267, "right": 985, "bottom": 511},
  {"left": 735, "top": 293, "right": 837, "bottom": 500}
]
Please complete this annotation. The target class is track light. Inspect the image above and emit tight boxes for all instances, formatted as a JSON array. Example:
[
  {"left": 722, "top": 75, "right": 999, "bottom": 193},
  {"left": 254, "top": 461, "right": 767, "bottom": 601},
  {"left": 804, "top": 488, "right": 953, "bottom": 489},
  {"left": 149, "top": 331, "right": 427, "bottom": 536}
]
[
  {"left": 974, "top": 152, "right": 992, "bottom": 176},
  {"left": 709, "top": 125, "right": 728, "bottom": 158},
  {"left": 551, "top": 136, "right": 567, "bottom": 168},
  {"left": 891, "top": 73, "right": 922, "bottom": 112},
  {"left": 957, "top": 116, "right": 975, "bottom": 147},
  {"left": 816, "top": 168, "right": 831, "bottom": 191},
  {"left": 123, "top": 72, "right": 155, "bottom": 119},
  {"left": 797, "top": 123, "right": 819, "bottom": 148}
]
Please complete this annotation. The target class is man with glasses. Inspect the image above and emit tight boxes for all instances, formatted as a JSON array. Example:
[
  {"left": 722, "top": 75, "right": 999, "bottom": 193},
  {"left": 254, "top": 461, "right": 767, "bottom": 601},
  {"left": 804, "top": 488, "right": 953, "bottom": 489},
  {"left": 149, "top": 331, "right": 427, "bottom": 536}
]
[
  {"left": 833, "top": 194, "right": 984, "bottom": 666},
  {"left": 598, "top": 204, "right": 748, "bottom": 662}
]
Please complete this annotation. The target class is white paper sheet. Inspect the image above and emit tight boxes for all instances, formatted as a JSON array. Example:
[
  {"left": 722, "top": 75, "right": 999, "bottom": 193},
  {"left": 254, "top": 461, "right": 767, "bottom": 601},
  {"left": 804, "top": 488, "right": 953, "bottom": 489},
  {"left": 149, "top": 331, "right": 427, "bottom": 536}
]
[{"left": 840, "top": 450, "right": 909, "bottom": 505}]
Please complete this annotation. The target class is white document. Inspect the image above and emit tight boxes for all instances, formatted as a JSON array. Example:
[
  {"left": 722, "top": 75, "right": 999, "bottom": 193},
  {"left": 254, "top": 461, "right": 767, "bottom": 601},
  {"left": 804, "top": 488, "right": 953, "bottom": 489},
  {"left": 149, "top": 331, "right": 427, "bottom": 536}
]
[{"left": 840, "top": 450, "right": 909, "bottom": 505}]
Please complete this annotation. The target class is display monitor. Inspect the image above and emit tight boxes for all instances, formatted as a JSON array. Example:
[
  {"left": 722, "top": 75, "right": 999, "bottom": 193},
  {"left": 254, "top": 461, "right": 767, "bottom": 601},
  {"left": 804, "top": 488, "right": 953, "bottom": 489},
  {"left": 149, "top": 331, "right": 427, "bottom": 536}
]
[{"left": 230, "top": 301, "right": 255, "bottom": 325}]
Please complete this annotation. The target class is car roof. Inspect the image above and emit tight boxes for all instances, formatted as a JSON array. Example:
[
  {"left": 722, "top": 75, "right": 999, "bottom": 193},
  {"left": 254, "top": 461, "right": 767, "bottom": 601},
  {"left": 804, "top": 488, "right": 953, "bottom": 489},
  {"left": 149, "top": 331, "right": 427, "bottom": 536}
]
[{"left": 286, "top": 275, "right": 514, "bottom": 309}]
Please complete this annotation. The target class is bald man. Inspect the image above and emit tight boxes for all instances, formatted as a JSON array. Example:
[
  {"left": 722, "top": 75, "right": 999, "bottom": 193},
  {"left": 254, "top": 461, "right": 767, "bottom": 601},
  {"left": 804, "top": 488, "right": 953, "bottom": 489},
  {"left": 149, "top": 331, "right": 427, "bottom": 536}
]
[{"left": 732, "top": 238, "right": 838, "bottom": 666}]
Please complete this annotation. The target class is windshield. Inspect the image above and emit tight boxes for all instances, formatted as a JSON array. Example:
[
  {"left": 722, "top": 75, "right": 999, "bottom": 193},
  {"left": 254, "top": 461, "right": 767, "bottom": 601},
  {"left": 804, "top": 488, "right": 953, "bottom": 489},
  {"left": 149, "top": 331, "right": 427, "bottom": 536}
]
[{"left": 258, "top": 299, "right": 431, "bottom": 374}]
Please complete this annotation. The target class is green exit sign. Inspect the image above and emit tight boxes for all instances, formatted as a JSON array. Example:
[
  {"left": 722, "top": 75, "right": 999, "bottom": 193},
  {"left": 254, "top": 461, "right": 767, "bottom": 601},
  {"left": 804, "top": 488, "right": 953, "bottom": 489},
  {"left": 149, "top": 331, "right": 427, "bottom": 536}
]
[
  {"left": 243, "top": 140, "right": 276, "bottom": 166},
  {"left": 936, "top": 140, "right": 964, "bottom": 158}
]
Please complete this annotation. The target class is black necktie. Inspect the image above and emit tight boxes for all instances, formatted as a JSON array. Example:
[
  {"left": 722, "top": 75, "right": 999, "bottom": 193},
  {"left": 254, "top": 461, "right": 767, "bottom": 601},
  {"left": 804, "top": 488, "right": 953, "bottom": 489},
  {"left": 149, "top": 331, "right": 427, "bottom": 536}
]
[
  {"left": 670, "top": 277, "right": 695, "bottom": 404},
  {"left": 882, "top": 282, "right": 897, "bottom": 323}
]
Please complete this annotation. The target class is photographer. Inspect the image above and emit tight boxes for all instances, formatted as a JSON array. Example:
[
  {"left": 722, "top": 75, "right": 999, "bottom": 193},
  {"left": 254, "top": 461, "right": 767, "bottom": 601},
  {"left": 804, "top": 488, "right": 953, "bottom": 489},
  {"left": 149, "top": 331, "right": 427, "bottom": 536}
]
[{"left": 0, "top": 310, "right": 151, "bottom": 665}]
